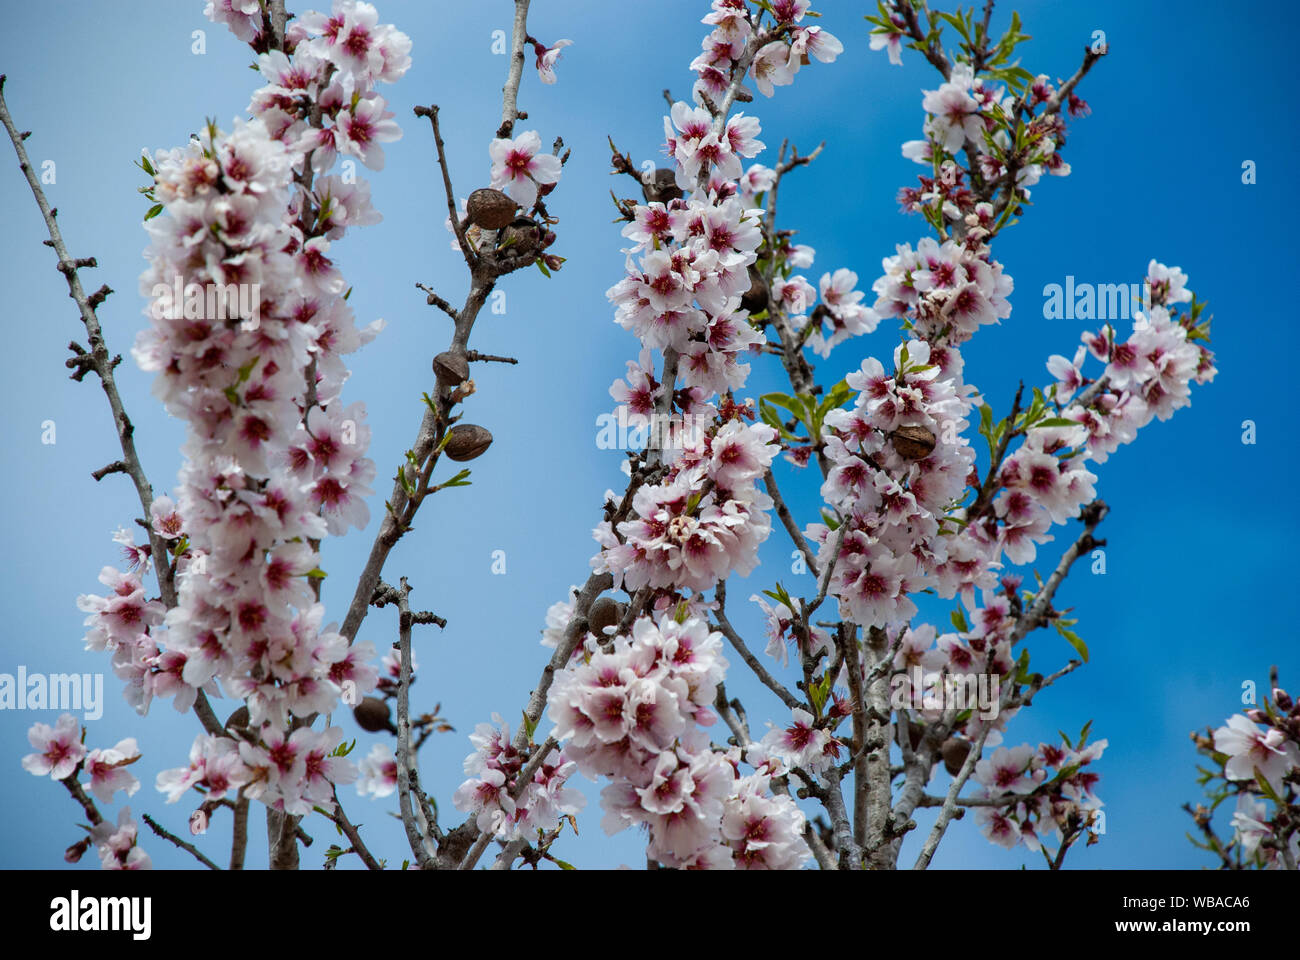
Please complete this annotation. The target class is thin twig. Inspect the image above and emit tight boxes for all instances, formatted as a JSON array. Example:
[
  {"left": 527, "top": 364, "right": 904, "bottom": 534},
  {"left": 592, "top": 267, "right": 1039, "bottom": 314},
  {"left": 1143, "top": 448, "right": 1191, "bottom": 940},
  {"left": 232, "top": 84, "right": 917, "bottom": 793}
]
[
  {"left": 1010, "top": 500, "right": 1107, "bottom": 644},
  {"left": 414, "top": 105, "right": 475, "bottom": 267},
  {"left": 764, "top": 467, "right": 819, "bottom": 577},
  {"left": 714, "top": 581, "right": 803, "bottom": 712},
  {"left": 329, "top": 785, "right": 384, "bottom": 871},
  {"left": 142, "top": 813, "right": 221, "bottom": 870},
  {"left": 416, "top": 282, "right": 460, "bottom": 321}
]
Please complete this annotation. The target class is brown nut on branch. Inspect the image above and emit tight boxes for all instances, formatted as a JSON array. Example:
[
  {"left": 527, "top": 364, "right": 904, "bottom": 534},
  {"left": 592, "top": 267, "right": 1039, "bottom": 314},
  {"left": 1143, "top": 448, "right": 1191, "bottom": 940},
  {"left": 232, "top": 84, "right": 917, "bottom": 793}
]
[
  {"left": 891, "top": 424, "right": 937, "bottom": 460},
  {"left": 433, "top": 351, "right": 469, "bottom": 386},
  {"left": 353, "top": 696, "right": 398, "bottom": 735},
  {"left": 466, "top": 188, "right": 518, "bottom": 230},
  {"left": 498, "top": 217, "right": 544, "bottom": 258},
  {"left": 443, "top": 424, "right": 493, "bottom": 461},
  {"left": 587, "top": 596, "right": 624, "bottom": 637},
  {"left": 941, "top": 737, "right": 973, "bottom": 777},
  {"left": 740, "top": 265, "right": 768, "bottom": 315},
  {"left": 642, "top": 167, "right": 683, "bottom": 205}
]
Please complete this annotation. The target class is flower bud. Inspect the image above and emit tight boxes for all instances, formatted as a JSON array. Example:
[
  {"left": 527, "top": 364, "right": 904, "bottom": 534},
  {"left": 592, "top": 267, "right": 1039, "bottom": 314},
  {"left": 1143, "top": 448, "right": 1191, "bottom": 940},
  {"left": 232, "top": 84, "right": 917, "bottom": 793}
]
[
  {"left": 353, "top": 696, "right": 397, "bottom": 735},
  {"left": 64, "top": 836, "right": 92, "bottom": 864},
  {"left": 891, "top": 424, "right": 937, "bottom": 460},
  {"left": 433, "top": 351, "right": 470, "bottom": 386},
  {"left": 1273, "top": 688, "right": 1294, "bottom": 712},
  {"left": 443, "top": 424, "right": 493, "bottom": 461},
  {"left": 466, "top": 188, "right": 517, "bottom": 230}
]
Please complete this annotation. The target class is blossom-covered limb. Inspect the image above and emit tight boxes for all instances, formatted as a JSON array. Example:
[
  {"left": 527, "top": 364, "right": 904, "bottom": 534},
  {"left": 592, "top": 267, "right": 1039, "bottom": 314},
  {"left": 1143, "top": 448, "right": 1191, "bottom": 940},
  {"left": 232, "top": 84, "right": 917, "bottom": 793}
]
[{"left": 0, "top": 79, "right": 223, "bottom": 739}]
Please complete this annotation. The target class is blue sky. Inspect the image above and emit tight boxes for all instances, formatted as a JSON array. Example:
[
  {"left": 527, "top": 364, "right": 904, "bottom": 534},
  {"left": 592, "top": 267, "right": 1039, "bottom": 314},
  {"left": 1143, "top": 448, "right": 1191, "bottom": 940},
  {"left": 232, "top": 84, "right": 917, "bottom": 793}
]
[{"left": 0, "top": 0, "right": 1295, "bottom": 870}]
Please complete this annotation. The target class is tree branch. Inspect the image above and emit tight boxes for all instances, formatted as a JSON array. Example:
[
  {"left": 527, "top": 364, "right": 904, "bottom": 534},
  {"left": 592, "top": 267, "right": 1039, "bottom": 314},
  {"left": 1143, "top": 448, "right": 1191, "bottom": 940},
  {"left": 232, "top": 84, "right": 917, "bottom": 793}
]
[{"left": 142, "top": 813, "right": 221, "bottom": 870}]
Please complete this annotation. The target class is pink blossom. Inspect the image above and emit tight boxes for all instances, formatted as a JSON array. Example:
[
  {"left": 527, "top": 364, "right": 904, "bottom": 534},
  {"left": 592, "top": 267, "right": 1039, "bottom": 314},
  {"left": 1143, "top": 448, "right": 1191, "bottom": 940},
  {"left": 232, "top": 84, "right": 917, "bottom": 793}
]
[
  {"left": 22, "top": 714, "right": 86, "bottom": 781},
  {"left": 489, "top": 130, "right": 563, "bottom": 209}
]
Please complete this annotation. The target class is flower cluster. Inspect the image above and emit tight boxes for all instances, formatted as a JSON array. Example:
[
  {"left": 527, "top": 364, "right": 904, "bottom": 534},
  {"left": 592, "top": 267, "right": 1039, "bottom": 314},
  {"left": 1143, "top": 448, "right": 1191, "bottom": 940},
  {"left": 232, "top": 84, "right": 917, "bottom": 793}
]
[
  {"left": 88, "top": 807, "right": 152, "bottom": 870},
  {"left": 99, "top": 0, "right": 411, "bottom": 825},
  {"left": 23, "top": 716, "right": 151, "bottom": 868},
  {"left": 1053, "top": 262, "right": 1216, "bottom": 463},
  {"left": 806, "top": 338, "right": 984, "bottom": 627},
  {"left": 452, "top": 714, "right": 586, "bottom": 841},
  {"left": 593, "top": 419, "right": 780, "bottom": 593},
  {"left": 886, "top": 58, "right": 1081, "bottom": 230},
  {"left": 159, "top": 725, "right": 356, "bottom": 816},
  {"left": 870, "top": 235, "right": 1013, "bottom": 345},
  {"left": 972, "top": 737, "right": 1107, "bottom": 853},
  {"left": 546, "top": 611, "right": 806, "bottom": 868}
]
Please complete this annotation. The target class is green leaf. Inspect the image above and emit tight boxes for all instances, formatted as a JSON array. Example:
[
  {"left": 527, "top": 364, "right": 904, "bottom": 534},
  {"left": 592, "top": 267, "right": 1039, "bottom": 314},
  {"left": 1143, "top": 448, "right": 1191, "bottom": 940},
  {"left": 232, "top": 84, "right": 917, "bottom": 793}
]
[
  {"left": 1053, "top": 621, "right": 1089, "bottom": 663},
  {"left": 143, "top": 202, "right": 164, "bottom": 222},
  {"left": 761, "top": 581, "right": 795, "bottom": 613},
  {"left": 1049, "top": 762, "right": 1081, "bottom": 786},
  {"left": 305, "top": 567, "right": 328, "bottom": 580},
  {"left": 949, "top": 608, "right": 970, "bottom": 633},
  {"left": 1035, "top": 417, "right": 1080, "bottom": 429},
  {"left": 552, "top": 858, "right": 577, "bottom": 870},
  {"left": 521, "top": 710, "right": 537, "bottom": 743},
  {"left": 535, "top": 257, "right": 551, "bottom": 278},
  {"left": 1014, "top": 648, "right": 1032, "bottom": 684},
  {"left": 1254, "top": 766, "right": 1283, "bottom": 803},
  {"left": 441, "top": 468, "right": 472, "bottom": 488},
  {"left": 809, "top": 671, "right": 833, "bottom": 713}
]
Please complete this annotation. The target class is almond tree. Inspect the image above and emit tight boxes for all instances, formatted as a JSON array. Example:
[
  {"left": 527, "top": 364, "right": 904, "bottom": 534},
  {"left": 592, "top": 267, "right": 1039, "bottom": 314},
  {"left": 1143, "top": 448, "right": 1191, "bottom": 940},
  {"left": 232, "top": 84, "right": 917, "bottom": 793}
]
[{"left": 5, "top": 0, "right": 1221, "bottom": 870}]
